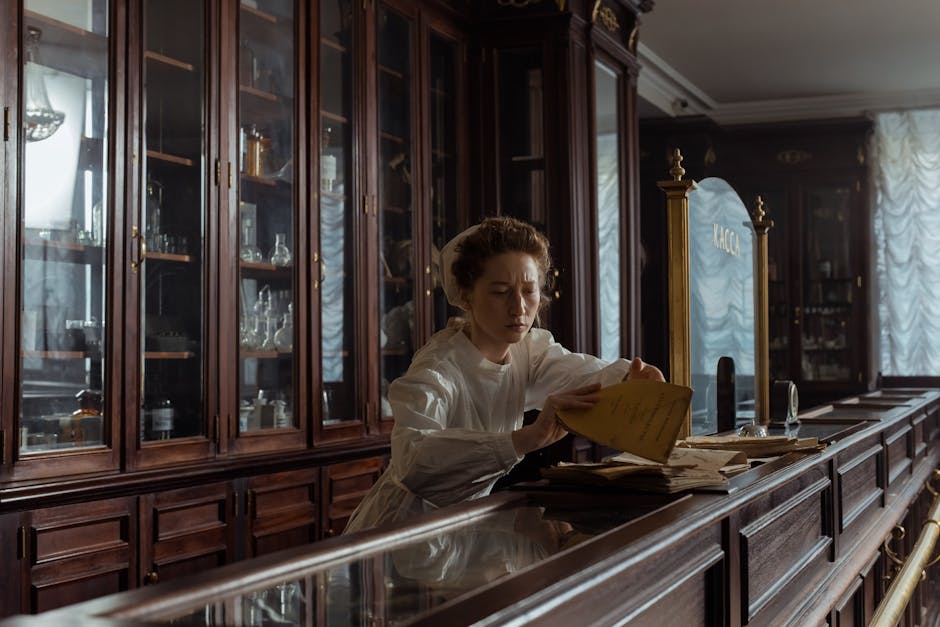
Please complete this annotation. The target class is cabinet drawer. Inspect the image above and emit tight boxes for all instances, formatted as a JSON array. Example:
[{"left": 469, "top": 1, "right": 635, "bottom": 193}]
[
  {"left": 323, "top": 457, "right": 384, "bottom": 537},
  {"left": 23, "top": 497, "right": 136, "bottom": 614},
  {"left": 246, "top": 468, "right": 319, "bottom": 557},
  {"left": 836, "top": 438, "right": 884, "bottom": 550}
]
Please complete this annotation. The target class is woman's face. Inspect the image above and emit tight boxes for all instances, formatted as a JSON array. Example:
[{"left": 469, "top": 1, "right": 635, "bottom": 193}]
[{"left": 461, "top": 252, "right": 541, "bottom": 362}]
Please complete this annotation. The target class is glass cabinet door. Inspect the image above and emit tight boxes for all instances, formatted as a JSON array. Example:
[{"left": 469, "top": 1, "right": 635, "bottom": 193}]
[
  {"left": 594, "top": 60, "right": 622, "bottom": 363},
  {"left": 800, "top": 184, "right": 855, "bottom": 383},
  {"left": 318, "top": 0, "right": 360, "bottom": 431},
  {"left": 428, "top": 31, "right": 460, "bottom": 332},
  {"left": 236, "top": 0, "right": 298, "bottom": 434},
  {"left": 18, "top": 2, "right": 112, "bottom": 461},
  {"left": 496, "top": 47, "right": 545, "bottom": 229},
  {"left": 377, "top": 5, "right": 416, "bottom": 420},
  {"left": 138, "top": 0, "right": 207, "bottom": 444}
]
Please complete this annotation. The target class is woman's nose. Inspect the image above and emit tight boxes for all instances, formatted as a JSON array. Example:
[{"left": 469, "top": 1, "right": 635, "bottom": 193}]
[{"left": 508, "top": 290, "right": 526, "bottom": 315}]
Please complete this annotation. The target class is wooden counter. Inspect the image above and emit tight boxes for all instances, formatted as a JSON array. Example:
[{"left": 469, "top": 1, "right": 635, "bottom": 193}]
[{"left": 2, "top": 389, "right": 939, "bottom": 626}]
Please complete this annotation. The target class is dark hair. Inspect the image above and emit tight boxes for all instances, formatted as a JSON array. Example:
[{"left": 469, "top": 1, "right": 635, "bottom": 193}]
[{"left": 451, "top": 217, "right": 552, "bottom": 307}]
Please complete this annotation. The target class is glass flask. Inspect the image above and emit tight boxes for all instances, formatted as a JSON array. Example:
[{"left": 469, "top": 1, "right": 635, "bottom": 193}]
[{"left": 269, "top": 232, "right": 291, "bottom": 266}]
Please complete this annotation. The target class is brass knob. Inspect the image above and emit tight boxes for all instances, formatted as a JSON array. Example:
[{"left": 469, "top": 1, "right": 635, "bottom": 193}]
[
  {"left": 325, "top": 528, "right": 335, "bottom": 538},
  {"left": 144, "top": 571, "right": 159, "bottom": 585}
]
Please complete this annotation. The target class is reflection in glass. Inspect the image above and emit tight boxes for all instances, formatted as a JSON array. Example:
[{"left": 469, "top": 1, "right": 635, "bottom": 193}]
[
  {"left": 594, "top": 61, "right": 621, "bottom": 362},
  {"left": 429, "top": 34, "right": 459, "bottom": 332},
  {"left": 687, "top": 178, "right": 756, "bottom": 435},
  {"left": 238, "top": 0, "right": 297, "bottom": 432},
  {"left": 139, "top": 0, "right": 207, "bottom": 441},
  {"left": 497, "top": 48, "right": 545, "bottom": 228},
  {"left": 801, "top": 186, "right": 853, "bottom": 382},
  {"left": 378, "top": 7, "right": 416, "bottom": 420},
  {"left": 24, "top": 27, "right": 65, "bottom": 141},
  {"left": 19, "top": 4, "right": 109, "bottom": 453},
  {"left": 135, "top": 494, "right": 667, "bottom": 625},
  {"left": 319, "top": 0, "right": 356, "bottom": 426}
]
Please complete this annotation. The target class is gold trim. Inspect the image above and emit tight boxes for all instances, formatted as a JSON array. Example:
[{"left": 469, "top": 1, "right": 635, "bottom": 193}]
[
  {"left": 596, "top": 6, "right": 620, "bottom": 32},
  {"left": 751, "top": 196, "right": 774, "bottom": 427},
  {"left": 776, "top": 148, "right": 812, "bottom": 165},
  {"left": 658, "top": 149, "right": 696, "bottom": 438},
  {"left": 871, "top": 471, "right": 940, "bottom": 626},
  {"left": 628, "top": 25, "right": 638, "bottom": 52}
]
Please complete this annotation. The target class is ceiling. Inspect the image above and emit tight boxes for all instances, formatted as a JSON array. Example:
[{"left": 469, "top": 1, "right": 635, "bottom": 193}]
[{"left": 636, "top": 0, "right": 940, "bottom": 125}]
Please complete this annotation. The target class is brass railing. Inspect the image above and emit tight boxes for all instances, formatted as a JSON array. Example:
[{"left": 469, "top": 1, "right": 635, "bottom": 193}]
[{"left": 870, "top": 469, "right": 940, "bottom": 626}]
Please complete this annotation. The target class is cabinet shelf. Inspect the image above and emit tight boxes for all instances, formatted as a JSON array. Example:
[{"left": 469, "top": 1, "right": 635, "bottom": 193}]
[
  {"left": 240, "top": 84, "right": 280, "bottom": 103},
  {"left": 24, "top": 239, "right": 104, "bottom": 264},
  {"left": 378, "top": 64, "right": 404, "bottom": 80},
  {"left": 240, "top": 173, "right": 291, "bottom": 189},
  {"left": 240, "top": 261, "right": 293, "bottom": 280},
  {"left": 383, "top": 205, "right": 408, "bottom": 215},
  {"left": 380, "top": 131, "right": 405, "bottom": 145},
  {"left": 147, "top": 149, "right": 195, "bottom": 167},
  {"left": 22, "top": 351, "right": 94, "bottom": 360},
  {"left": 321, "top": 190, "right": 348, "bottom": 202},
  {"left": 147, "top": 252, "right": 195, "bottom": 264},
  {"left": 321, "top": 110, "right": 349, "bottom": 124},
  {"left": 240, "top": 3, "right": 280, "bottom": 25},
  {"left": 382, "top": 347, "right": 409, "bottom": 357},
  {"left": 144, "top": 351, "right": 197, "bottom": 360},
  {"left": 321, "top": 37, "right": 347, "bottom": 53},
  {"left": 240, "top": 351, "right": 293, "bottom": 359},
  {"left": 24, "top": 10, "right": 107, "bottom": 80},
  {"left": 144, "top": 50, "right": 194, "bottom": 72}
]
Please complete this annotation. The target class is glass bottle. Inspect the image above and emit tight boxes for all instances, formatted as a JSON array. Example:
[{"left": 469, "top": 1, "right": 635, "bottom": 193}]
[
  {"left": 70, "top": 389, "right": 102, "bottom": 446},
  {"left": 321, "top": 126, "right": 337, "bottom": 192},
  {"left": 150, "top": 390, "right": 175, "bottom": 440},
  {"left": 274, "top": 304, "right": 293, "bottom": 352},
  {"left": 270, "top": 232, "right": 291, "bottom": 266},
  {"left": 240, "top": 215, "right": 262, "bottom": 262}
]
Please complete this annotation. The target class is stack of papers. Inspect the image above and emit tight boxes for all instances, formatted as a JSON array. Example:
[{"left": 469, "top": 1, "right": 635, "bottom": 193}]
[
  {"left": 542, "top": 447, "right": 744, "bottom": 494},
  {"left": 677, "top": 435, "right": 824, "bottom": 457}
]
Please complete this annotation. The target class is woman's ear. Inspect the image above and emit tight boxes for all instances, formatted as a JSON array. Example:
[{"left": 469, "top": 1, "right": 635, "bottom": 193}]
[{"left": 457, "top": 288, "right": 472, "bottom": 313}]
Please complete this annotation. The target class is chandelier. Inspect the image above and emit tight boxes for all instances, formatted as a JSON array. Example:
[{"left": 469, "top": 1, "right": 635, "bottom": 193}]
[{"left": 24, "top": 26, "right": 65, "bottom": 142}]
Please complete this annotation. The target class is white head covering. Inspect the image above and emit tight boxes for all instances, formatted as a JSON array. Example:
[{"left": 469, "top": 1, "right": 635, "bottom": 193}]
[{"left": 440, "top": 224, "right": 481, "bottom": 307}]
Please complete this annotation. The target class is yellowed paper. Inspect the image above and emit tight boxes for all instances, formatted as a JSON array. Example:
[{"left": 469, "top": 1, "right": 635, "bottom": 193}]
[{"left": 556, "top": 379, "right": 693, "bottom": 463}]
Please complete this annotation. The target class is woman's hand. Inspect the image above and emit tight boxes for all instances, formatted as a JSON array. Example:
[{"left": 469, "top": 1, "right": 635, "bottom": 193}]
[
  {"left": 624, "top": 357, "right": 665, "bottom": 382},
  {"left": 512, "top": 383, "right": 601, "bottom": 456}
]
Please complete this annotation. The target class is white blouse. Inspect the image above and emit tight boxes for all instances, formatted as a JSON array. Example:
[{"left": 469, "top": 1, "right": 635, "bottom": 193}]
[{"left": 343, "top": 321, "right": 630, "bottom": 533}]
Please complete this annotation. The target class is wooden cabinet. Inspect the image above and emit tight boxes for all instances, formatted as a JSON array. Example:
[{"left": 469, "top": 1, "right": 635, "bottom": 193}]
[
  {"left": 477, "top": 0, "right": 646, "bottom": 357},
  {"left": 138, "top": 482, "right": 234, "bottom": 587},
  {"left": 16, "top": 497, "right": 137, "bottom": 615},
  {"left": 243, "top": 468, "right": 318, "bottom": 558},
  {"left": 640, "top": 118, "right": 872, "bottom": 408},
  {"left": 322, "top": 456, "right": 384, "bottom": 537}
]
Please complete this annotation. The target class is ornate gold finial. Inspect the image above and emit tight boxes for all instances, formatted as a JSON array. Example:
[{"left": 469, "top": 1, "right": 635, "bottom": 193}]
[
  {"left": 668, "top": 148, "right": 685, "bottom": 181},
  {"left": 751, "top": 195, "right": 774, "bottom": 232}
]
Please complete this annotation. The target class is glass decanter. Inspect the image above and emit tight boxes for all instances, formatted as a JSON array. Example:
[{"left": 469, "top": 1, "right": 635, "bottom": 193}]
[
  {"left": 274, "top": 303, "right": 293, "bottom": 352},
  {"left": 269, "top": 232, "right": 292, "bottom": 266}
]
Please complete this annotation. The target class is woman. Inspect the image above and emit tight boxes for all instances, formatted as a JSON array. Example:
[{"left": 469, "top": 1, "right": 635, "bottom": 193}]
[{"left": 344, "top": 217, "right": 664, "bottom": 533}]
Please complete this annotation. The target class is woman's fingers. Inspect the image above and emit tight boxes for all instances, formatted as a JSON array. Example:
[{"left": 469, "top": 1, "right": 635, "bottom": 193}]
[{"left": 627, "top": 357, "right": 665, "bottom": 382}]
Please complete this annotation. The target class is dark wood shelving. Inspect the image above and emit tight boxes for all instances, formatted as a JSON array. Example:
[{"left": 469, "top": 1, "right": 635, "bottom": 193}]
[
  {"left": 378, "top": 64, "right": 404, "bottom": 80},
  {"left": 321, "top": 110, "right": 349, "bottom": 124},
  {"left": 147, "top": 149, "right": 195, "bottom": 167},
  {"left": 240, "top": 2, "right": 279, "bottom": 24},
  {"left": 321, "top": 37, "right": 347, "bottom": 53},
  {"left": 147, "top": 252, "right": 194, "bottom": 264},
  {"left": 144, "top": 50, "right": 194, "bottom": 72},
  {"left": 240, "top": 351, "right": 292, "bottom": 359},
  {"left": 380, "top": 131, "right": 405, "bottom": 144},
  {"left": 23, "top": 239, "right": 104, "bottom": 265},
  {"left": 144, "top": 351, "right": 197, "bottom": 360},
  {"left": 22, "top": 351, "right": 90, "bottom": 360},
  {"left": 24, "top": 10, "right": 107, "bottom": 79}
]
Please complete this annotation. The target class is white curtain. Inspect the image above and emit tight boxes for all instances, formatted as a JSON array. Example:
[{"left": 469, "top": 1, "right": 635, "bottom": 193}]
[{"left": 872, "top": 109, "right": 940, "bottom": 375}]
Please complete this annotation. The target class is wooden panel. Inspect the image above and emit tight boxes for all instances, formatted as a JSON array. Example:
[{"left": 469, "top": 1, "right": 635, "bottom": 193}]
[
  {"left": 833, "top": 575, "right": 862, "bottom": 627},
  {"left": 911, "top": 412, "right": 927, "bottom": 459},
  {"left": 515, "top": 525, "right": 724, "bottom": 626},
  {"left": 884, "top": 423, "right": 912, "bottom": 490},
  {"left": 247, "top": 468, "right": 318, "bottom": 557},
  {"left": 323, "top": 457, "right": 383, "bottom": 537},
  {"left": 140, "top": 482, "right": 232, "bottom": 586},
  {"left": 836, "top": 442, "right": 884, "bottom": 542},
  {"left": 0, "top": 514, "right": 21, "bottom": 617},
  {"left": 24, "top": 498, "right": 135, "bottom": 614},
  {"left": 739, "top": 474, "right": 833, "bottom": 624}
]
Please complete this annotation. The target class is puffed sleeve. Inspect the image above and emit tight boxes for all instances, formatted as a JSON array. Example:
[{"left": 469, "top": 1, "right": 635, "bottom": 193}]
[
  {"left": 389, "top": 367, "right": 522, "bottom": 508},
  {"left": 524, "top": 328, "right": 630, "bottom": 411}
]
